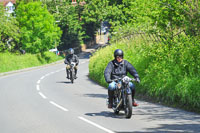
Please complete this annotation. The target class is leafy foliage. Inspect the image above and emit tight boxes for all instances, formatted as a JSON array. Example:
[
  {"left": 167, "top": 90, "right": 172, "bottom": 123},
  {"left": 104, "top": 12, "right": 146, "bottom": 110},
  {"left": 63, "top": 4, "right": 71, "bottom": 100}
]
[
  {"left": 0, "top": 4, "right": 20, "bottom": 52},
  {"left": 46, "top": 0, "right": 84, "bottom": 50},
  {"left": 150, "top": 0, "right": 200, "bottom": 38},
  {"left": 81, "top": 0, "right": 108, "bottom": 41},
  {"left": 16, "top": 1, "right": 62, "bottom": 53},
  {"left": 89, "top": 0, "right": 200, "bottom": 113}
]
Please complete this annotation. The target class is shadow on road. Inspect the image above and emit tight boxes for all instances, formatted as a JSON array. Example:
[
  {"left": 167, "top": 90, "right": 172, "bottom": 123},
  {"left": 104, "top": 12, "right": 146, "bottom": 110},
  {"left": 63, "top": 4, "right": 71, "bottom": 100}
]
[
  {"left": 134, "top": 104, "right": 200, "bottom": 122},
  {"left": 115, "top": 123, "right": 200, "bottom": 133},
  {"left": 85, "top": 111, "right": 128, "bottom": 119},
  {"left": 56, "top": 81, "right": 72, "bottom": 84},
  {"left": 78, "top": 51, "right": 92, "bottom": 59},
  {"left": 83, "top": 93, "right": 107, "bottom": 99},
  {"left": 85, "top": 74, "right": 107, "bottom": 87}
]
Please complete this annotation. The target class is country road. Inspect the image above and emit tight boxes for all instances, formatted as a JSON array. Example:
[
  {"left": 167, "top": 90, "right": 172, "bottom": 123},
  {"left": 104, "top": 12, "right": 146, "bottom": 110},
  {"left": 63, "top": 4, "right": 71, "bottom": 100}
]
[{"left": 0, "top": 52, "right": 200, "bottom": 133}]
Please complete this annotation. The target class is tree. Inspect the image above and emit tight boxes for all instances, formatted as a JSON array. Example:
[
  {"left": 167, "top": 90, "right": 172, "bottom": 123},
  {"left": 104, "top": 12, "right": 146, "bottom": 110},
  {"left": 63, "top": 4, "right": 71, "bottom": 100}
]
[
  {"left": 46, "top": 0, "right": 84, "bottom": 50},
  {"left": 0, "top": 4, "right": 20, "bottom": 52},
  {"left": 16, "top": 1, "right": 62, "bottom": 53},
  {"left": 81, "top": 0, "right": 109, "bottom": 40},
  {"left": 150, "top": 0, "right": 200, "bottom": 38}
]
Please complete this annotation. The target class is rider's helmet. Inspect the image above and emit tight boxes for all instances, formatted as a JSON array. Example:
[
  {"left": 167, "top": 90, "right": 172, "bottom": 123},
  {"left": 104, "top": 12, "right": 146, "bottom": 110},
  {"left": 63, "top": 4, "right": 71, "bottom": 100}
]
[
  {"left": 114, "top": 49, "right": 123, "bottom": 59},
  {"left": 68, "top": 48, "right": 74, "bottom": 55}
]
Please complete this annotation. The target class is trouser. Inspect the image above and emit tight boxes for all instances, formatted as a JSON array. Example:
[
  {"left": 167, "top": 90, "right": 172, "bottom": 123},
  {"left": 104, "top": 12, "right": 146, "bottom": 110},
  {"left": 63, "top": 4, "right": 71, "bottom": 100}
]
[
  {"left": 108, "top": 81, "right": 135, "bottom": 105},
  {"left": 66, "top": 65, "right": 78, "bottom": 77}
]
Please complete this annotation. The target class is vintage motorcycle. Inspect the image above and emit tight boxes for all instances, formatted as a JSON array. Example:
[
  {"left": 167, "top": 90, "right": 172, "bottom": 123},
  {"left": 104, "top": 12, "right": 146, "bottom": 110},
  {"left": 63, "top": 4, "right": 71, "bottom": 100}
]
[{"left": 108, "top": 76, "right": 135, "bottom": 118}]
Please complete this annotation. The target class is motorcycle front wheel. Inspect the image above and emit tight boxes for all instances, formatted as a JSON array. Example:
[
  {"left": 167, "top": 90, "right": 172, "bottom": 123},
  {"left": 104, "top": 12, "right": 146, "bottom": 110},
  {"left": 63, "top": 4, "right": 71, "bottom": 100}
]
[
  {"left": 125, "top": 94, "right": 132, "bottom": 119},
  {"left": 70, "top": 70, "right": 74, "bottom": 83},
  {"left": 114, "top": 109, "right": 119, "bottom": 114}
]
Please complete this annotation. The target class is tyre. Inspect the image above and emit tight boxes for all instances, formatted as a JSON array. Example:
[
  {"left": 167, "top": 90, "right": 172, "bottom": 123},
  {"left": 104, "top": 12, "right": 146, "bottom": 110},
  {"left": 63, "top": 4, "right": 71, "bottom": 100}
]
[
  {"left": 113, "top": 97, "right": 119, "bottom": 114},
  {"left": 70, "top": 70, "right": 74, "bottom": 83},
  {"left": 114, "top": 110, "right": 119, "bottom": 114},
  {"left": 125, "top": 94, "right": 132, "bottom": 119}
]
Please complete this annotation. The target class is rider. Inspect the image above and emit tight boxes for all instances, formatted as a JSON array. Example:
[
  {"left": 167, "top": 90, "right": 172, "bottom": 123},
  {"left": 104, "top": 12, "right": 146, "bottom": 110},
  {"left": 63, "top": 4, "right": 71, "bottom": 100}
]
[
  {"left": 104, "top": 49, "right": 140, "bottom": 108},
  {"left": 64, "top": 48, "right": 79, "bottom": 79}
]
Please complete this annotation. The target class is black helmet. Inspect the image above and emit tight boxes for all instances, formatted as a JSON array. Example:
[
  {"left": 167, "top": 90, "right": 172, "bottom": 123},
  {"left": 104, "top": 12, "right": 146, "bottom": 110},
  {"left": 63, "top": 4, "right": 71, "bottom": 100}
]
[
  {"left": 114, "top": 49, "right": 123, "bottom": 58},
  {"left": 68, "top": 48, "right": 74, "bottom": 55}
]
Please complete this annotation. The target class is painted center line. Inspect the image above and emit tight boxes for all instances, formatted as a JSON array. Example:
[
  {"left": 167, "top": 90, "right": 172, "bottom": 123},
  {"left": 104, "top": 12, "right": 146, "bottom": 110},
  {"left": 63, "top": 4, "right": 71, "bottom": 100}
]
[
  {"left": 36, "top": 85, "right": 40, "bottom": 91},
  {"left": 37, "top": 80, "right": 41, "bottom": 84},
  {"left": 50, "top": 101, "right": 68, "bottom": 112},
  {"left": 38, "top": 92, "right": 47, "bottom": 99},
  {"left": 78, "top": 117, "right": 115, "bottom": 133}
]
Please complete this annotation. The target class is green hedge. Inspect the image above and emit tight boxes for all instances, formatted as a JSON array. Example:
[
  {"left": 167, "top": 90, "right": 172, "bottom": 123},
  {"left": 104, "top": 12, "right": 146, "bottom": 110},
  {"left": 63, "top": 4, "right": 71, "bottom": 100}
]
[{"left": 89, "top": 35, "right": 200, "bottom": 113}]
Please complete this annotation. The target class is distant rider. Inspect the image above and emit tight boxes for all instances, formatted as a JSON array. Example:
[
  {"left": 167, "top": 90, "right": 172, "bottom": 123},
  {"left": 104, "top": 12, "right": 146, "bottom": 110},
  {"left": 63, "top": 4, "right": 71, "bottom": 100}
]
[
  {"left": 64, "top": 48, "right": 79, "bottom": 79},
  {"left": 104, "top": 49, "right": 140, "bottom": 108}
]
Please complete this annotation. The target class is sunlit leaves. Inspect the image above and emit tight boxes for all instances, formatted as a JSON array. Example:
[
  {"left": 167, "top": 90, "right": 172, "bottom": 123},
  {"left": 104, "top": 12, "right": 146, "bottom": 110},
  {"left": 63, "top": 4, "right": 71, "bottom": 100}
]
[
  {"left": 16, "top": 1, "right": 62, "bottom": 53},
  {"left": 0, "top": 4, "right": 20, "bottom": 52}
]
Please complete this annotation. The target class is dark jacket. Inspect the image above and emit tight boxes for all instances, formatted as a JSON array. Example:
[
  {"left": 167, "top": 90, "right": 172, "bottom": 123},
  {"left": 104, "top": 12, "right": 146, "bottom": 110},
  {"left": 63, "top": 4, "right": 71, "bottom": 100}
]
[
  {"left": 64, "top": 54, "right": 79, "bottom": 65},
  {"left": 104, "top": 59, "right": 139, "bottom": 83}
]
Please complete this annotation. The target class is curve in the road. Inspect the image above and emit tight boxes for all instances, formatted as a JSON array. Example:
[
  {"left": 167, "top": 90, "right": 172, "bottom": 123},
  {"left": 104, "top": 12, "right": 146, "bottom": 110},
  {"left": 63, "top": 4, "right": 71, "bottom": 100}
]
[{"left": 35, "top": 59, "right": 114, "bottom": 133}]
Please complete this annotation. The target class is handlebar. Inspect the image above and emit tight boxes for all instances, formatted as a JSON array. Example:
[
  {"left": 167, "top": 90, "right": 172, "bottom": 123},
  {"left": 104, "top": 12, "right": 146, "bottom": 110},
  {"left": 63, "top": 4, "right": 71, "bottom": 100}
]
[{"left": 111, "top": 76, "right": 136, "bottom": 82}]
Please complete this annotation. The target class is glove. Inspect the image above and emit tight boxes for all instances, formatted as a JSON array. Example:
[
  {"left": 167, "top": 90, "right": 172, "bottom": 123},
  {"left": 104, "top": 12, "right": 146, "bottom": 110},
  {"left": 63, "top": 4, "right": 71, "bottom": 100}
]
[
  {"left": 66, "top": 65, "right": 70, "bottom": 69},
  {"left": 136, "top": 77, "right": 140, "bottom": 83}
]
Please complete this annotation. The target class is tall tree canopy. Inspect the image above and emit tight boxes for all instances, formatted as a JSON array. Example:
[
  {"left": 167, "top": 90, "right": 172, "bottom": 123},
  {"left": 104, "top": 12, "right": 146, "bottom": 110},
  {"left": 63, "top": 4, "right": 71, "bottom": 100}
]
[
  {"left": 16, "top": 1, "right": 62, "bottom": 53},
  {"left": 0, "top": 4, "right": 20, "bottom": 52}
]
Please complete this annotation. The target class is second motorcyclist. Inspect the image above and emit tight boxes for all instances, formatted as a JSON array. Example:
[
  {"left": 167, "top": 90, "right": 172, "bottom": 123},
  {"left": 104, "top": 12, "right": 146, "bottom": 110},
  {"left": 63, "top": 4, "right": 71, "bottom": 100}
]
[{"left": 64, "top": 48, "right": 79, "bottom": 79}]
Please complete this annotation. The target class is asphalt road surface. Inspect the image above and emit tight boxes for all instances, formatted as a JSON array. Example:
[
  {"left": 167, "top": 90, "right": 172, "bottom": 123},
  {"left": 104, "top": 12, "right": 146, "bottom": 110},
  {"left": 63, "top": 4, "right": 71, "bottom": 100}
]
[{"left": 0, "top": 52, "right": 200, "bottom": 133}]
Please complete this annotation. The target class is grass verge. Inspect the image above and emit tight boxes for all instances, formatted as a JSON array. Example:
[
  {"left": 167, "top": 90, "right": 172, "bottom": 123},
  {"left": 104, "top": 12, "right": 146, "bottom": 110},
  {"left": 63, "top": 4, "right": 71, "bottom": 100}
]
[{"left": 0, "top": 52, "right": 64, "bottom": 73}]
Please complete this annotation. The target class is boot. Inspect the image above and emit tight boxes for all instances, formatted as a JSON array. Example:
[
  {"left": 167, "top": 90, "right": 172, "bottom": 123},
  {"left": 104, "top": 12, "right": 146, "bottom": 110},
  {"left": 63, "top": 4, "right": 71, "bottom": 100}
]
[
  {"left": 132, "top": 89, "right": 138, "bottom": 107},
  {"left": 66, "top": 69, "right": 69, "bottom": 79},
  {"left": 108, "top": 90, "right": 114, "bottom": 108},
  {"left": 75, "top": 69, "right": 78, "bottom": 79}
]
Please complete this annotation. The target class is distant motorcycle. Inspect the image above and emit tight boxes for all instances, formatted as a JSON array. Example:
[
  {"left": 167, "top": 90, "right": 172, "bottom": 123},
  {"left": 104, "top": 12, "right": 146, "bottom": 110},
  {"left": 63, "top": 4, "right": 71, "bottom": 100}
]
[
  {"left": 108, "top": 76, "right": 135, "bottom": 118},
  {"left": 67, "top": 62, "right": 76, "bottom": 83}
]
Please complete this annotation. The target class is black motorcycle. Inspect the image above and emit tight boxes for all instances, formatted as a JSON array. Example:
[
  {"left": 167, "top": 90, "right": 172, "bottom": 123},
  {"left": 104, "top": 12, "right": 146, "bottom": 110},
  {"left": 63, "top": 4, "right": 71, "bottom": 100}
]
[{"left": 108, "top": 76, "right": 135, "bottom": 118}]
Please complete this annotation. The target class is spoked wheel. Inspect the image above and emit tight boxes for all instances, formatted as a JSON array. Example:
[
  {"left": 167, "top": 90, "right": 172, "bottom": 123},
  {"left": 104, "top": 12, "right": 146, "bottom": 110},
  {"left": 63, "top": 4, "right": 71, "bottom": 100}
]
[{"left": 125, "top": 94, "right": 132, "bottom": 119}]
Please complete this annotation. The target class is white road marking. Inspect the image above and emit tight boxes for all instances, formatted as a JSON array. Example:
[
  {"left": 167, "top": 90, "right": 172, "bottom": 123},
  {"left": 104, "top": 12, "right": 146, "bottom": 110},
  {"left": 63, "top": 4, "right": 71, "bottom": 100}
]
[
  {"left": 45, "top": 73, "right": 50, "bottom": 76},
  {"left": 36, "top": 85, "right": 40, "bottom": 91},
  {"left": 78, "top": 117, "right": 115, "bottom": 133},
  {"left": 40, "top": 76, "right": 45, "bottom": 79},
  {"left": 37, "top": 80, "right": 41, "bottom": 84},
  {"left": 38, "top": 92, "right": 47, "bottom": 99},
  {"left": 50, "top": 101, "right": 68, "bottom": 111}
]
